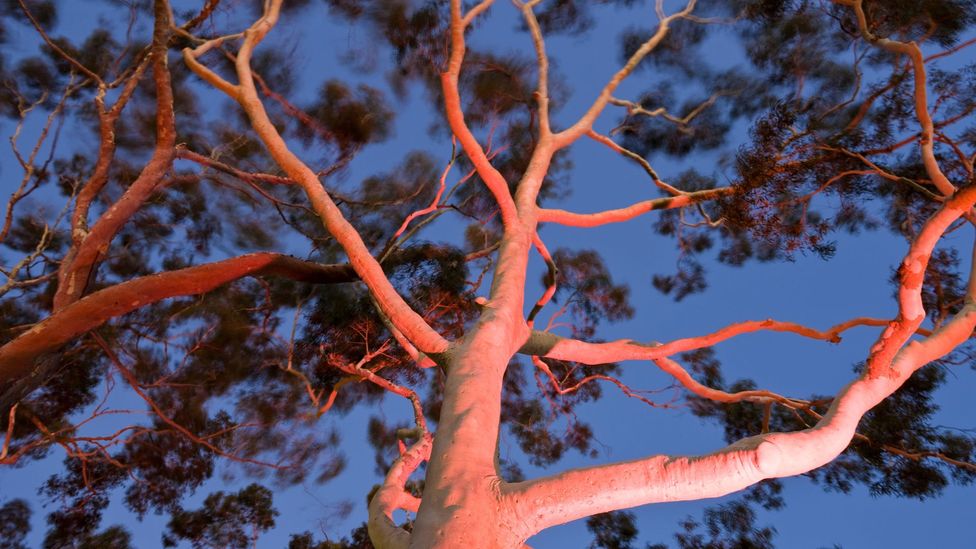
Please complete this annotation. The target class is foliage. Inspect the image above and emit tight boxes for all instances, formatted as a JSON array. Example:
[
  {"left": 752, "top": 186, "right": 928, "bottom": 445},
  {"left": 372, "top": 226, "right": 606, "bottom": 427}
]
[{"left": 0, "top": 0, "right": 974, "bottom": 546}]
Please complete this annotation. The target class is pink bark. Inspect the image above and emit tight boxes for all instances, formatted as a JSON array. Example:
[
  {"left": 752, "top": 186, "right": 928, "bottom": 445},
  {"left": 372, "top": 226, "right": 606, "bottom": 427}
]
[
  {"left": 9, "top": 0, "right": 973, "bottom": 547},
  {"left": 173, "top": 1, "right": 976, "bottom": 547}
]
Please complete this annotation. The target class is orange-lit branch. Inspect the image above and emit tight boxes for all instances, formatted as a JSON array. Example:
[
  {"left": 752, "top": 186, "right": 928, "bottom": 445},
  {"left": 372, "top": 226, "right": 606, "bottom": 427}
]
[
  {"left": 442, "top": 0, "right": 518, "bottom": 228},
  {"left": 537, "top": 187, "right": 732, "bottom": 228},
  {"left": 368, "top": 432, "right": 432, "bottom": 549},
  {"left": 834, "top": 0, "right": 955, "bottom": 198},
  {"left": 501, "top": 186, "right": 976, "bottom": 539},
  {"left": 0, "top": 253, "right": 357, "bottom": 394},
  {"left": 0, "top": 404, "right": 16, "bottom": 462},
  {"left": 515, "top": 0, "right": 552, "bottom": 136},
  {"left": 183, "top": 0, "right": 448, "bottom": 356},
  {"left": 518, "top": 316, "right": 906, "bottom": 365},
  {"left": 554, "top": 0, "right": 699, "bottom": 149},
  {"left": 608, "top": 92, "right": 728, "bottom": 132},
  {"left": 651, "top": 356, "right": 803, "bottom": 406},
  {"left": 393, "top": 141, "right": 456, "bottom": 239},
  {"left": 54, "top": 2, "right": 176, "bottom": 309}
]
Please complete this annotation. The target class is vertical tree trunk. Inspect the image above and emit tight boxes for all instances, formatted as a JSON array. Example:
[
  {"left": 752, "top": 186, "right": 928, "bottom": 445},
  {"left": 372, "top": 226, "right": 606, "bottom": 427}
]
[{"left": 409, "top": 320, "right": 527, "bottom": 548}]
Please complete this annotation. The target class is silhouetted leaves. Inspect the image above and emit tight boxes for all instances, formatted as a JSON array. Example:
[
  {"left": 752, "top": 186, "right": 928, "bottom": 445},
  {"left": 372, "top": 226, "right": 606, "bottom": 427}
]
[
  {"left": 0, "top": 499, "right": 30, "bottom": 549},
  {"left": 551, "top": 248, "right": 634, "bottom": 338},
  {"left": 671, "top": 500, "right": 776, "bottom": 549},
  {"left": 162, "top": 484, "right": 278, "bottom": 548},
  {"left": 587, "top": 510, "right": 640, "bottom": 549},
  {"left": 288, "top": 524, "right": 374, "bottom": 549},
  {"left": 301, "top": 81, "right": 394, "bottom": 153},
  {"left": 592, "top": 483, "right": 783, "bottom": 549}
]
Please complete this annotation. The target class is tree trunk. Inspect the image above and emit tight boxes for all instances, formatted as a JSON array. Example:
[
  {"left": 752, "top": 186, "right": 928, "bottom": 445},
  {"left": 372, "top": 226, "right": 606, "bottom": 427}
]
[
  {"left": 409, "top": 475, "right": 525, "bottom": 549},
  {"left": 409, "top": 317, "right": 528, "bottom": 548}
]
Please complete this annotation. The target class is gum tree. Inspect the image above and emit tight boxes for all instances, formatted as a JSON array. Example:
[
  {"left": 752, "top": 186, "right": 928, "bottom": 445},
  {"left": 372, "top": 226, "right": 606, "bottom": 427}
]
[{"left": 1, "top": 0, "right": 975, "bottom": 547}]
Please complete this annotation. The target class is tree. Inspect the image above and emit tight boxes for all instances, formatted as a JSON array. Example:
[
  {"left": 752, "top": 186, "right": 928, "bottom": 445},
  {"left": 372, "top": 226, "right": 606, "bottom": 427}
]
[{"left": 1, "top": 0, "right": 975, "bottom": 547}]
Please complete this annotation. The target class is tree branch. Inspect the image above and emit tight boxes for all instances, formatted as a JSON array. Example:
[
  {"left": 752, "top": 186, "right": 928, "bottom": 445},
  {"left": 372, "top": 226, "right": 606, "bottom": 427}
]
[
  {"left": 515, "top": 0, "right": 552, "bottom": 137},
  {"left": 54, "top": 1, "right": 176, "bottom": 309},
  {"left": 0, "top": 253, "right": 355, "bottom": 409},
  {"left": 69, "top": 55, "right": 152, "bottom": 246},
  {"left": 442, "top": 0, "right": 519, "bottom": 228},
  {"left": 501, "top": 185, "right": 976, "bottom": 538},
  {"left": 537, "top": 187, "right": 732, "bottom": 227},
  {"left": 182, "top": 0, "right": 449, "bottom": 356},
  {"left": 367, "top": 433, "right": 432, "bottom": 549},
  {"left": 834, "top": 0, "right": 955, "bottom": 198},
  {"left": 585, "top": 130, "right": 681, "bottom": 195},
  {"left": 553, "top": 0, "right": 698, "bottom": 149}
]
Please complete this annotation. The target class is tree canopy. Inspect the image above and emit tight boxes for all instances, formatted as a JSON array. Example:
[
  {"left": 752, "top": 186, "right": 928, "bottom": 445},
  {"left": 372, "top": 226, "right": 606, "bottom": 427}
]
[{"left": 1, "top": 0, "right": 975, "bottom": 547}]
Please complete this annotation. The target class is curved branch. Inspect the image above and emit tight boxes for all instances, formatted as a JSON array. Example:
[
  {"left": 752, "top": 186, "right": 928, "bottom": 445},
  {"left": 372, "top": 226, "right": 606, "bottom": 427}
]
[
  {"left": 503, "top": 185, "right": 976, "bottom": 537},
  {"left": 554, "top": 0, "right": 698, "bottom": 149},
  {"left": 367, "top": 434, "right": 433, "bottom": 549},
  {"left": 835, "top": 0, "right": 955, "bottom": 197},
  {"left": 92, "top": 332, "right": 283, "bottom": 470},
  {"left": 441, "top": 0, "right": 518, "bottom": 228},
  {"left": 183, "top": 0, "right": 448, "bottom": 356},
  {"left": 537, "top": 187, "right": 732, "bottom": 228},
  {"left": 0, "top": 253, "right": 356, "bottom": 405},
  {"left": 526, "top": 233, "right": 557, "bottom": 327},
  {"left": 504, "top": 335, "right": 961, "bottom": 536},
  {"left": 518, "top": 316, "right": 903, "bottom": 365},
  {"left": 54, "top": 1, "right": 176, "bottom": 309},
  {"left": 69, "top": 54, "right": 152, "bottom": 243}
]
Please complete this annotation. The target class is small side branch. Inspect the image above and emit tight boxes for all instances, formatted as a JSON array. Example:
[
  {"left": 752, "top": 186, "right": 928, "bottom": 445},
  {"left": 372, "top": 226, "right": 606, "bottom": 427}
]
[
  {"left": 532, "top": 356, "right": 680, "bottom": 409},
  {"left": 392, "top": 141, "right": 457, "bottom": 240},
  {"left": 585, "top": 130, "right": 681, "bottom": 195},
  {"left": 526, "top": 233, "right": 557, "bottom": 327},
  {"left": 537, "top": 187, "right": 732, "bottom": 228},
  {"left": 92, "top": 332, "right": 281, "bottom": 469},
  {"left": 554, "top": 0, "right": 699, "bottom": 149},
  {"left": 16, "top": 0, "right": 104, "bottom": 84},
  {"left": 833, "top": 0, "right": 955, "bottom": 198},
  {"left": 609, "top": 92, "right": 726, "bottom": 130},
  {"left": 362, "top": 372, "right": 432, "bottom": 548},
  {"left": 852, "top": 432, "right": 976, "bottom": 473},
  {"left": 517, "top": 316, "right": 916, "bottom": 365},
  {"left": 367, "top": 433, "right": 432, "bottom": 549}
]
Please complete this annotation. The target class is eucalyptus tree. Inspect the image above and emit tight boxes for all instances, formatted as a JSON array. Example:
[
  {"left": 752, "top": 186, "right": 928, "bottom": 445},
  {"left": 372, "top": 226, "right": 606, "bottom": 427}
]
[{"left": 1, "top": 0, "right": 975, "bottom": 547}]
